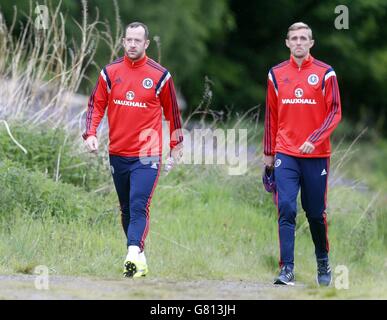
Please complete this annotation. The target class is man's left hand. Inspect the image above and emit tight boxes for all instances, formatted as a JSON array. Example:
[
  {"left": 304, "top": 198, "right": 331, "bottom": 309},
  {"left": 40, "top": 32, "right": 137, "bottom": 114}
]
[{"left": 299, "top": 141, "right": 315, "bottom": 154}]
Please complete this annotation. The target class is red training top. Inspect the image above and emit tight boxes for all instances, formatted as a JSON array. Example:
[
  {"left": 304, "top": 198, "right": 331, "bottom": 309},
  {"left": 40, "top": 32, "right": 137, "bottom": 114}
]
[
  {"left": 83, "top": 55, "right": 183, "bottom": 157},
  {"left": 264, "top": 54, "right": 342, "bottom": 158}
]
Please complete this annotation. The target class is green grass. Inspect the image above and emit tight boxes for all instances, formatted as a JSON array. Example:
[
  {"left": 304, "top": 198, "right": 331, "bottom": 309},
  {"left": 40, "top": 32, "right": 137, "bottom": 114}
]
[{"left": 0, "top": 126, "right": 387, "bottom": 299}]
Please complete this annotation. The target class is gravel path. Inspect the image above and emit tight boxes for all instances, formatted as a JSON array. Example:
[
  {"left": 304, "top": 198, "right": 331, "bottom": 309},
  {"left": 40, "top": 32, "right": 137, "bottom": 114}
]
[{"left": 0, "top": 274, "right": 307, "bottom": 300}]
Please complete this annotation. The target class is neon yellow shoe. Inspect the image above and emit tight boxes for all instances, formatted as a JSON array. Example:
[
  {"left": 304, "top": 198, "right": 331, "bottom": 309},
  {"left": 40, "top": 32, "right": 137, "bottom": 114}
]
[{"left": 123, "top": 260, "right": 148, "bottom": 278}]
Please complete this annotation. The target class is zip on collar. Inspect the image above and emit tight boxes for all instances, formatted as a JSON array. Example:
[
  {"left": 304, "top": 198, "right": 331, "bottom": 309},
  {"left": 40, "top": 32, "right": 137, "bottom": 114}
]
[
  {"left": 290, "top": 54, "right": 314, "bottom": 70},
  {"left": 124, "top": 54, "right": 148, "bottom": 68}
]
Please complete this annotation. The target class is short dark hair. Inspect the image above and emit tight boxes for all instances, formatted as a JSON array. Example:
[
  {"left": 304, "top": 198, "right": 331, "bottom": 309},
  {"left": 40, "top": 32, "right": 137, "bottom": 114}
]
[{"left": 124, "top": 22, "right": 149, "bottom": 40}]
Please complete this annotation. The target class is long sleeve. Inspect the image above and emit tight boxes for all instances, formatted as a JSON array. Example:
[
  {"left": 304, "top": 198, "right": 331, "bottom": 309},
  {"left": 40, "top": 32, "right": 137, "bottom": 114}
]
[
  {"left": 82, "top": 70, "right": 109, "bottom": 140},
  {"left": 263, "top": 70, "right": 278, "bottom": 156},
  {"left": 307, "top": 69, "right": 342, "bottom": 147},
  {"left": 158, "top": 73, "right": 183, "bottom": 150}
]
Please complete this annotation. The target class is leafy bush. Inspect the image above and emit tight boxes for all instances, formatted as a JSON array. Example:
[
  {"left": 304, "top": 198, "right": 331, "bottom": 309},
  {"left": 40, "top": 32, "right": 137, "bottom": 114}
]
[
  {"left": 0, "top": 159, "right": 114, "bottom": 223},
  {"left": 0, "top": 125, "right": 110, "bottom": 191}
]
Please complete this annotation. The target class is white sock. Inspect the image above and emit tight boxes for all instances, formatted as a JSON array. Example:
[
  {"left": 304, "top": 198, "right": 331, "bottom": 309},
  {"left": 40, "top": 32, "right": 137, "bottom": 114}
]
[
  {"left": 126, "top": 245, "right": 140, "bottom": 261},
  {"left": 139, "top": 251, "right": 147, "bottom": 264}
]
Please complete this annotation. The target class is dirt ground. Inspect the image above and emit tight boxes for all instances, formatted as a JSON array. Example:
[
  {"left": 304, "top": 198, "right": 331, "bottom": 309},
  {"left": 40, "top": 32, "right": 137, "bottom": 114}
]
[{"left": 0, "top": 274, "right": 308, "bottom": 300}]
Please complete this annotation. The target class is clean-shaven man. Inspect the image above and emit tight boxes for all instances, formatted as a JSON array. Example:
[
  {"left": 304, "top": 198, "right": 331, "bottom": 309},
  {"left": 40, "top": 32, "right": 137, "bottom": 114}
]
[{"left": 263, "top": 22, "right": 341, "bottom": 286}]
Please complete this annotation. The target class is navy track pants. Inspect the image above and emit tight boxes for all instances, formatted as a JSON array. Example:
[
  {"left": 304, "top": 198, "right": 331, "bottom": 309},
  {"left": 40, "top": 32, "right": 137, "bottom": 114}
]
[
  {"left": 109, "top": 155, "right": 161, "bottom": 250},
  {"left": 274, "top": 152, "right": 330, "bottom": 269}
]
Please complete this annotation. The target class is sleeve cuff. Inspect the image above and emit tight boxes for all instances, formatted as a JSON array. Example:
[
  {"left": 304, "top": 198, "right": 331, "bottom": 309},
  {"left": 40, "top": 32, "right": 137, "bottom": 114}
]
[{"left": 82, "top": 133, "right": 96, "bottom": 140}]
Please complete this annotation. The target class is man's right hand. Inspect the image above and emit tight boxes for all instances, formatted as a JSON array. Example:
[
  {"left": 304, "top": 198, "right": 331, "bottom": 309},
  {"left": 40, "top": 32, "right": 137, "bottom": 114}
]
[
  {"left": 263, "top": 154, "right": 274, "bottom": 168},
  {"left": 85, "top": 136, "right": 98, "bottom": 153},
  {"left": 171, "top": 142, "right": 184, "bottom": 162}
]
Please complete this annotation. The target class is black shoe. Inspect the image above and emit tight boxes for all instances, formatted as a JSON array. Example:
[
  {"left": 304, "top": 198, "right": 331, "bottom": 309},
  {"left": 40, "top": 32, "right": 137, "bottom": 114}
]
[
  {"left": 274, "top": 265, "right": 295, "bottom": 285},
  {"left": 317, "top": 258, "right": 332, "bottom": 286}
]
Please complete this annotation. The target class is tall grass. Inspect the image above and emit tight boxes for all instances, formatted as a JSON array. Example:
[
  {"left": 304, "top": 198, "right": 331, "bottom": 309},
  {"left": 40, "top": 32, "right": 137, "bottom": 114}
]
[
  {"left": 0, "top": 1, "right": 121, "bottom": 129},
  {"left": 1, "top": 151, "right": 386, "bottom": 298}
]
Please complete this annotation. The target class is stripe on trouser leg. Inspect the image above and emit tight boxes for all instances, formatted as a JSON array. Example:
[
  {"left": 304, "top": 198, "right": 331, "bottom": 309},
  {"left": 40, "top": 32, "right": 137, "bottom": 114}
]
[
  {"left": 139, "top": 164, "right": 161, "bottom": 251},
  {"left": 275, "top": 191, "right": 283, "bottom": 268},
  {"left": 324, "top": 158, "right": 330, "bottom": 253},
  {"left": 323, "top": 212, "right": 329, "bottom": 253}
]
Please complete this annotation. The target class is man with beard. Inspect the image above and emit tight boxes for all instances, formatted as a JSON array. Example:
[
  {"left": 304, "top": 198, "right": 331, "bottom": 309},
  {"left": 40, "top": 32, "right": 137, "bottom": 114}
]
[{"left": 83, "top": 22, "right": 183, "bottom": 278}]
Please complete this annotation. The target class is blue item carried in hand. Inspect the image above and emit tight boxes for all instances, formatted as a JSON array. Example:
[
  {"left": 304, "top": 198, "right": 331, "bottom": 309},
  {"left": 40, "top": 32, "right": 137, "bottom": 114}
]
[{"left": 262, "top": 166, "right": 276, "bottom": 193}]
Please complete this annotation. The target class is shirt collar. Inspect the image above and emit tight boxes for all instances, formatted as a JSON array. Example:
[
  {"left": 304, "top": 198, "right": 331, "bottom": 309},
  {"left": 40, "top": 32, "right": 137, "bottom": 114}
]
[
  {"left": 124, "top": 54, "right": 148, "bottom": 68},
  {"left": 290, "top": 54, "right": 314, "bottom": 69}
]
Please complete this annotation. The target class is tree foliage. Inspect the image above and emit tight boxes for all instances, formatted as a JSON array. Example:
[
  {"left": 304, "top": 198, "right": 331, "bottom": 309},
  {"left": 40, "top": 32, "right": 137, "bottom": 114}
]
[{"left": 1, "top": 0, "right": 386, "bottom": 133}]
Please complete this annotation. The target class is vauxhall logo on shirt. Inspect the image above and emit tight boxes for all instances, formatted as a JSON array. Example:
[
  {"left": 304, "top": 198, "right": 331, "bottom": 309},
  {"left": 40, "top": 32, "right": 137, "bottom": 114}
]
[
  {"left": 281, "top": 87, "right": 317, "bottom": 105},
  {"left": 113, "top": 90, "right": 147, "bottom": 108}
]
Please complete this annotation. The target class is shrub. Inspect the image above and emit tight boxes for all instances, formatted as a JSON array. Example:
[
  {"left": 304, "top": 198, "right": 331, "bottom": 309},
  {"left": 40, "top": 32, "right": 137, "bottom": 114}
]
[{"left": 0, "top": 124, "right": 110, "bottom": 191}]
